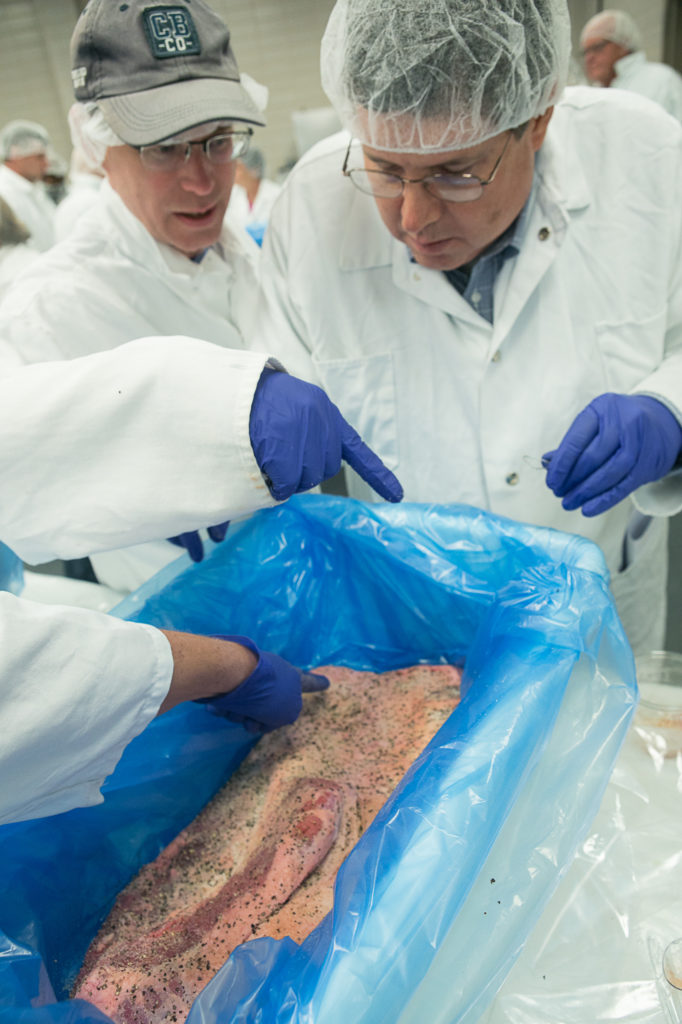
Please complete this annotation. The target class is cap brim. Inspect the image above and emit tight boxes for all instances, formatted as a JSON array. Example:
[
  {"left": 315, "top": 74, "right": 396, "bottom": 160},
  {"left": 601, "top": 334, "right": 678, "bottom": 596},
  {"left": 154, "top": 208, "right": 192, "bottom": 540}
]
[{"left": 98, "top": 77, "right": 266, "bottom": 146}]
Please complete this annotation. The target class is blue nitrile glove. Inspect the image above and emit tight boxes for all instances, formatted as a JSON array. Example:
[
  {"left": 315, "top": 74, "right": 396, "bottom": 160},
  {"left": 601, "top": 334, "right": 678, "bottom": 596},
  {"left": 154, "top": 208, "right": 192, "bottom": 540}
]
[
  {"left": 196, "top": 635, "right": 330, "bottom": 733},
  {"left": 168, "top": 522, "right": 230, "bottom": 563},
  {"left": 544, "top": 393, "right": 682, "bottom": 517},
  {"left": 249, "top": 367, "right": 403, "bottom": 503}
]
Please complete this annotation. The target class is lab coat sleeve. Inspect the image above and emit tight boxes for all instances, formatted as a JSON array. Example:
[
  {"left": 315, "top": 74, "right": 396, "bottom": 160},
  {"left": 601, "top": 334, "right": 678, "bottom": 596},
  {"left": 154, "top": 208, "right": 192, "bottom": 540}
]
[
  {"left": 0, "top": 591, "right": 172, "bottom": 825},
  {"left": 248, "top": 187, "right": 323, "bottom": 385},
  {"left": 0, "top": 335, "right": 278, "bottom": 564}
]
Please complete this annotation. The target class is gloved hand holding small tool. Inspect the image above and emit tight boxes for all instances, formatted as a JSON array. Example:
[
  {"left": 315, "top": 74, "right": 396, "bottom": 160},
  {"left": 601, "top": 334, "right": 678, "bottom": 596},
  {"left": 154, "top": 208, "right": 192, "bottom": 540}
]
[{"left": 544, "top": 392, "right": 682, "bottom": 516}]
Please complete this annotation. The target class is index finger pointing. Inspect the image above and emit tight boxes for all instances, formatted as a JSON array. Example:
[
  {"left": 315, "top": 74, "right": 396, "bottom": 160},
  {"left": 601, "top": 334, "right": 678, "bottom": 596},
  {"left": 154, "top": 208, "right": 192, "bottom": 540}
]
[
  {"left": 301, "top": 671, "right": 331, "bottom": 693},
  {"left": 340, "top": 421, "right": 404, "bottom": 503}
]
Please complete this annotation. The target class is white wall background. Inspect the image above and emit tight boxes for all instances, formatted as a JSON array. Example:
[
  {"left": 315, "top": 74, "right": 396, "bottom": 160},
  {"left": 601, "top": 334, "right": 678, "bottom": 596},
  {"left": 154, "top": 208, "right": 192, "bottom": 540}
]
[{"left": 0, "top": 0, "right": 670, "bottom": 180}]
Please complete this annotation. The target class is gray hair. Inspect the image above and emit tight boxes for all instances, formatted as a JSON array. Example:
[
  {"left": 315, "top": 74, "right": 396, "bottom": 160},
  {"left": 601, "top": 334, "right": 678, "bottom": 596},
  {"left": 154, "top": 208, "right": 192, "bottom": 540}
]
[{"left": 580, "top": 10, "right": 642, "bottom": 52}]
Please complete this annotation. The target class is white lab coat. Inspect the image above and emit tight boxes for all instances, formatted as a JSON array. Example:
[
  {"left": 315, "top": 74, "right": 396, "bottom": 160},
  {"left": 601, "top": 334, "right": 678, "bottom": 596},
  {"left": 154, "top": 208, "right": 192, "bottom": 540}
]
[
  {"left": 0, "top": 243, "right": 37, "bottom": 302},
  {"left": 0, "top": 163, "right": 55, "bottom": 251},
  {"left": 612, "top": 51, "right": 682, "bottom": 123},
  {"left": 0, "top": 179, "right": 262, "bottom": 592},
  {"left": 0, "top": 336, "right": 277, "bottom": 825},
  {"left": 53, "top": 171, "right": 103, "bottom": 242},
  {"left": 253, "top": 87, "right": 682, "bottom": 655}
]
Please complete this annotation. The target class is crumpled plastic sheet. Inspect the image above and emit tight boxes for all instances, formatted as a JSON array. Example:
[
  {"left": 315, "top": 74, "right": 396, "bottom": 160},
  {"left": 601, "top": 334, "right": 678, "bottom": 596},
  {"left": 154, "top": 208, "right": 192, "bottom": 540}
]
[
  {"left": 0, "top": 497, "right": 636, "bottom": 1024},
  {"left": 479, "top": 722, "right": 682, "bottom": 1024}
]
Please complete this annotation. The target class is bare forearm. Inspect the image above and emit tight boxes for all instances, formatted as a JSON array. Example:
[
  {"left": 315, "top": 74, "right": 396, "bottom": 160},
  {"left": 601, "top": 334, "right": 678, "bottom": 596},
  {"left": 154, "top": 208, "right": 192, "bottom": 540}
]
[{"left": 158, "top": 631, "right": 258, "bottom": 714}]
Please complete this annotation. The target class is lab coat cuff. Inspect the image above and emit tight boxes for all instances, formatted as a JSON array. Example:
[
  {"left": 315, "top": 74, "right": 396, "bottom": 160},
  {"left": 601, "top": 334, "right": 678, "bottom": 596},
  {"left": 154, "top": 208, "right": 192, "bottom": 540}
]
[{"left": 632, "top": 466, "right": 682, "bottom": 518}]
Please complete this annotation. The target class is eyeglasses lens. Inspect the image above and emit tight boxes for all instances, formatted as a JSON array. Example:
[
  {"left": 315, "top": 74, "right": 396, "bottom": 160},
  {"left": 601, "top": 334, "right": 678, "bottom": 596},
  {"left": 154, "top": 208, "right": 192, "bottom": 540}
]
[
  {"left": 140, "top": 132, "right": 251, "bottom": 171},
  {"left": 348, "top": 169, "right": 483, "bottom": 203}
]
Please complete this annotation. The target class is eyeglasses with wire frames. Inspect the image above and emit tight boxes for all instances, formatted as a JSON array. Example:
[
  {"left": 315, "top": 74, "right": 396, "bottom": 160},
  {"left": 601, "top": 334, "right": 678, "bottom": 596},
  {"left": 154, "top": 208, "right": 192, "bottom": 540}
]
[
  {"left": 342, "top": 131, "right": 513, "bottom": 204},
  {"left": 135, "top": 128, "right": 253, "bottom": 172}
]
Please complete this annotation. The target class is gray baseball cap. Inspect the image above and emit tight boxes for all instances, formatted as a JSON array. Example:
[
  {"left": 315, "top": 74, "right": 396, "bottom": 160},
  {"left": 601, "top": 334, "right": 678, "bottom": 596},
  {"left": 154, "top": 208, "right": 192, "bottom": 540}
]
[{"left": 70, "top": 0, "right": 266, "bottom": 146}]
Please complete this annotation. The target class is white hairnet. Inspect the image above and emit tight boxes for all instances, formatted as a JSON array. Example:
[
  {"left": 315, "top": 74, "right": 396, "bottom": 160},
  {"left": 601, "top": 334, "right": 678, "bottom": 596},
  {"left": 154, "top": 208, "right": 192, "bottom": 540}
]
[
  {"left": 321, "top": 0, "right": 571, "bottom": 152},
  {"left": 580, "top": 10, "right": 642, "bottom": 53},
  {"left": 0, "top": 119, "right": 50, "bottom": 161},
  {"left": 68, "top": 102, "right": 123, "bottom": 172}
]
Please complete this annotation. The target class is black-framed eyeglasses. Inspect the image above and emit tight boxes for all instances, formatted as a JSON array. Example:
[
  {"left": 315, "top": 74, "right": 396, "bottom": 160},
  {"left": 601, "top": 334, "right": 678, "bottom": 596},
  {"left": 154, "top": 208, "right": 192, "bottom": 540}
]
[
  {"left": 136, "top": 128, "right": 253, "bottom": 172},
  {"left": 580, "top": 39, "right": 611, "bottom": 58},
  {"left": 342, "top": 131, "right": 512, "bottom": 204}
]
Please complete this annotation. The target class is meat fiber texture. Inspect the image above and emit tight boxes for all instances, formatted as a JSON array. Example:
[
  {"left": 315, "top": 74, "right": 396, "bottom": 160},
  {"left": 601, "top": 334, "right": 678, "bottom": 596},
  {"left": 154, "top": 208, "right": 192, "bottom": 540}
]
[{"left": 72, "top": 662, "right": 462, "bottom": 1024}]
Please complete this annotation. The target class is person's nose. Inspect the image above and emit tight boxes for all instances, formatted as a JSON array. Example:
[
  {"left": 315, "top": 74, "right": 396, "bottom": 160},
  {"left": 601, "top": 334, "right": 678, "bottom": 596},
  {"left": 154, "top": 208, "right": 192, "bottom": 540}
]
[
  {"left": 178, "top": 147, "right": 215, "bottom": 194},
  {"left": 399, "top": 181, "right": 443, "bottom": 235}
]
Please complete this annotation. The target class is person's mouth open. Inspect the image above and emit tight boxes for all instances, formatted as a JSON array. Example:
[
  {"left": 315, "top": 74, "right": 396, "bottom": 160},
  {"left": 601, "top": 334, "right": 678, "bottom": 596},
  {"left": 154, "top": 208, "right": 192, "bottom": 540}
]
[{"left": 175, "top": 205, "right": 220, "bottom": 228}]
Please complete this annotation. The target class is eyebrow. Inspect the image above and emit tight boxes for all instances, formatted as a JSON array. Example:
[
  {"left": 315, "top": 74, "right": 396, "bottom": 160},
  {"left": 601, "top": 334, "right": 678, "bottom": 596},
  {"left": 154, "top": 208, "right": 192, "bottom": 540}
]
[{"left": 364, "top": 151, "right": 481, "bottom": 175}]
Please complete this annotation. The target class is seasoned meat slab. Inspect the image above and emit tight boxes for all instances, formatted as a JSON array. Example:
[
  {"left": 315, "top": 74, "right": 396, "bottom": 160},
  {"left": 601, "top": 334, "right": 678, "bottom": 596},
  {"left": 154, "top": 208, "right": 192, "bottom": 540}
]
[{"left": 72, "top": 663, "right": 461, "bottom": 1023}]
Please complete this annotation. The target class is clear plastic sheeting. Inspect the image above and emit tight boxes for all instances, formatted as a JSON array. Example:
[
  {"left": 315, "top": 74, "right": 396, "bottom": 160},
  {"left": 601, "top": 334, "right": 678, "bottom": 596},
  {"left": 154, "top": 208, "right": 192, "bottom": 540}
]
[
  {"left": 0, "top": 497, "right": 636, "bottom": 1024},
  {"left": 479, "top": 714, "right": 682, "bottom": 1024}
]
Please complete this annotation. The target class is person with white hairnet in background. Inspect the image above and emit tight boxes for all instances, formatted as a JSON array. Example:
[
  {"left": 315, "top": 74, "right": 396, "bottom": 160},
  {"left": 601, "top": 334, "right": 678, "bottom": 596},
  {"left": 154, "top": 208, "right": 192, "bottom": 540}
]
[
  {"left": 0, "top": 0, "right": 401, "bottom": 596},
  {"left": 0, "top": 119, "right": 55, "bottom": 250},
  {"left": 580, "top": 9, "right": 682, "bottom": 122},
  {"left": 252, "top": 0, "right": 682, "bottom": 656}
]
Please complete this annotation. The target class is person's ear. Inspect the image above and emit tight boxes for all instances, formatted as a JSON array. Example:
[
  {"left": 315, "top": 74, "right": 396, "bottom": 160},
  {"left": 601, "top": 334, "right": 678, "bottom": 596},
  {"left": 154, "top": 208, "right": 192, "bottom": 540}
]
[{"left": 529, "top": 107, "right": 554, "bottom": 152}]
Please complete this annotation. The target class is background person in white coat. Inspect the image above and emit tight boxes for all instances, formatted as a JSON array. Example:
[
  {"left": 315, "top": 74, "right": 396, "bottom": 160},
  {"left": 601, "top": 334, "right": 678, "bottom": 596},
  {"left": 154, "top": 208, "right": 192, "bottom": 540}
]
[
  {"left": 0, "top": 0, "right": 269, "bottom": 593},
  {"left": 0, "top": 333, "right": 401, "bottom": 826},
  {"left": 0, "top": 119, "right": 55, "bottom": 251},
  {"left": 580, "top": 9, "right": 682, "bottom": 122},
  {"left": 227, "top": 147, "right": 282, "bottom": 245},
  {"left": 252, "top": 0, "right": 682, "bottom": 656}
]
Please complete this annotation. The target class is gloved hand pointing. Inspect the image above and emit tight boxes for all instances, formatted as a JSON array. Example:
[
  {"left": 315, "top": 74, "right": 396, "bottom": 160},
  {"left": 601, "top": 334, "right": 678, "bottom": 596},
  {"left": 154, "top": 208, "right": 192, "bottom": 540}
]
[
  {"left": 544, "top": 393, "right": 682, "bottom": 517},
  {"left": 249, "top": 368, "right": 403, "bottom": 502},
  {"left": 196, "top": 634, "right": 330, "bottom": 733}
]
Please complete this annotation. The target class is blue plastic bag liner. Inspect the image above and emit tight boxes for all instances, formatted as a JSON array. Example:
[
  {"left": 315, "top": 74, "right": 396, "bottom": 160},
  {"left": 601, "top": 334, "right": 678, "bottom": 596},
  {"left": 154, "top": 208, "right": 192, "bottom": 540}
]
[
  {"left": 0, "top": 497, "right": 637, "bottom": 1024},
  {"left": 0, "top": 540, "right": 23, "bottom": 595}
]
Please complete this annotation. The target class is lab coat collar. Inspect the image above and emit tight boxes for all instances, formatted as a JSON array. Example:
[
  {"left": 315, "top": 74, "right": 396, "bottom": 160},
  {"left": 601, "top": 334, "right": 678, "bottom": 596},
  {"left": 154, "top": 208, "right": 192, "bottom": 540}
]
[
  {"left": 339, "top": 181, "right": 393, "bottom": 271},
  {"left": 536, "top": 113, "right": 591, "bottom": 219},
  {"left": 614, "top": 50, "right": 647, "bottom": 83}
]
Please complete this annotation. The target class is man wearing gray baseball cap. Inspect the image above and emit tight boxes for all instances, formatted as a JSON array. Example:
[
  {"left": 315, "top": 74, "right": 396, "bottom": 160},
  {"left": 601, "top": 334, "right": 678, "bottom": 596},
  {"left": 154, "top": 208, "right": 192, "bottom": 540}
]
[{"left": 0, "top": 0, "right": 272, "bottom": 593}]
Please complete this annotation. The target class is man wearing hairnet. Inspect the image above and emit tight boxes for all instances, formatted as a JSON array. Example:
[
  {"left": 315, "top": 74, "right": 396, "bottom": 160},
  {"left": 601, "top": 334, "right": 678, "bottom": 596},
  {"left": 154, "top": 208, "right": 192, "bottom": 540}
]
[
  {"left": 253, "top": 0, "right": 682, "bottom": 655},
  {"left": 0, "top": 119, "right": 55, "bottom": 250},
  {"left": 580, "top": 9, "right": 682, "bottom": 122}
]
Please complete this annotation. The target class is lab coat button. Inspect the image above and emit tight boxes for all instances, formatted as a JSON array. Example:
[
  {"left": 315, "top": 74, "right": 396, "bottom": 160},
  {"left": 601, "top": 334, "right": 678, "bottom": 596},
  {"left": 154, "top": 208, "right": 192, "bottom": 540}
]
[
  {"left": 491, "top": 349, "right": 501, "bottom": 363},
  {"left": 413, "top": 271, "right": 421, "bottom": 281},
  {"left": 538, "top": 226, "right": 551, "bottom": 241},
  {"left": 505, "top": 472, "right": 520, "bottom": 486}
]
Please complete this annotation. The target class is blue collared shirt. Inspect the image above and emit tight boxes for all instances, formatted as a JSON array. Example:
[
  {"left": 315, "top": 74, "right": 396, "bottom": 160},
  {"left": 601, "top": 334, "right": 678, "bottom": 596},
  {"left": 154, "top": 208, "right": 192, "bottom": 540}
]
[{"left": 442, "top": 179, "right": 536, "bottom": 323}]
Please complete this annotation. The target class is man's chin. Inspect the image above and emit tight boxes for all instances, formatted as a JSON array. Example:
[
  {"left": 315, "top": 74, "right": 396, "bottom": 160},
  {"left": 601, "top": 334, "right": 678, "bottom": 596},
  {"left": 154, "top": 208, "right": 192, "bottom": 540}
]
[{"left": 410, "top": 247, "right": 475, "bottom": 272}]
